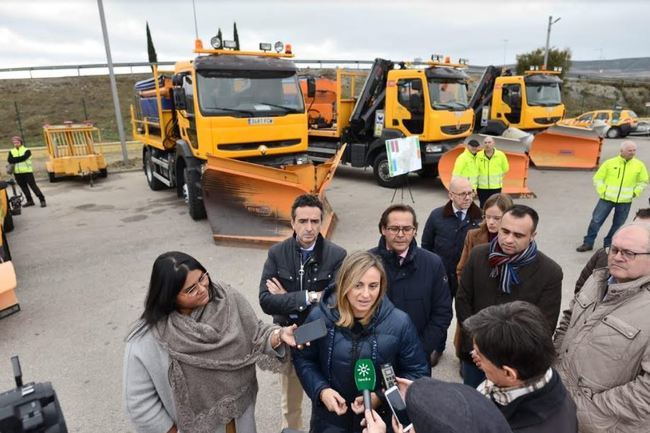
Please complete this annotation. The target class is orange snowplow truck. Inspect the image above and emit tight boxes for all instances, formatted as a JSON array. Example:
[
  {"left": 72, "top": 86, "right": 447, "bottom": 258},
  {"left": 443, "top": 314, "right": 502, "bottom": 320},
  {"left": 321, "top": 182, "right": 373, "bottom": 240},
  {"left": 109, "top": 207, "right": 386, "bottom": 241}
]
[
  {"left": 131, "top": 38, "right": 345, "bottom": 243},
  {"left": 304, "top": 57, "right": 475, "bottom": 188}
]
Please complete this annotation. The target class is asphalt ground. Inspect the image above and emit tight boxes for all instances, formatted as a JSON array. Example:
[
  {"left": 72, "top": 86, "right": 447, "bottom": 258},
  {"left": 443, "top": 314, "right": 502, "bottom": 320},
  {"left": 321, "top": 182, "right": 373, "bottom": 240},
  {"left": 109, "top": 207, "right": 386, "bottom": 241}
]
[{"left": 0, "top": 136, "right": 648, "bottom": 432}]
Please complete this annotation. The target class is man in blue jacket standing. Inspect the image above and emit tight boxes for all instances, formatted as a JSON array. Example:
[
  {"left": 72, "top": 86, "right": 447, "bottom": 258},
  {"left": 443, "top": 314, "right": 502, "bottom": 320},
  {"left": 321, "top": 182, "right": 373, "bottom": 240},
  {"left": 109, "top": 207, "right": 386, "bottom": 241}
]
[
  {"left": 370, "top": 204, "right": 452, "bottom": 368},
  {"left": 422, "top": 177, "right": 482, "bottom": 297}
]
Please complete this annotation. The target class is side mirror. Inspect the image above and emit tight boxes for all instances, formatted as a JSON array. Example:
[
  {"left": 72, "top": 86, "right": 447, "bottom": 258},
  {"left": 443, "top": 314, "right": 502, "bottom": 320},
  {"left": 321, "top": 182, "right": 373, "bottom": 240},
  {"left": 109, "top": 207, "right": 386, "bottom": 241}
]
[
  {"left": 306, "top": 77, "right": 316, "bottom": 99},
  {"left": 173, "top": 88, "right": 187, "bottom": 110}
]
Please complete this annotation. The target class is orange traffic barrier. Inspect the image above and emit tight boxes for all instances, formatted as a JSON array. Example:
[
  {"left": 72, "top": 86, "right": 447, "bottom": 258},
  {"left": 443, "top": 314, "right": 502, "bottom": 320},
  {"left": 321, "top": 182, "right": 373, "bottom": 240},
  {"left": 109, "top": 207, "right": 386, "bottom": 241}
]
[
  {"left": 528, "top": 125, "right": 602, "bottom": 170},
  {"left": 438, "top": 145, "right": 534, "bottom": 197}
]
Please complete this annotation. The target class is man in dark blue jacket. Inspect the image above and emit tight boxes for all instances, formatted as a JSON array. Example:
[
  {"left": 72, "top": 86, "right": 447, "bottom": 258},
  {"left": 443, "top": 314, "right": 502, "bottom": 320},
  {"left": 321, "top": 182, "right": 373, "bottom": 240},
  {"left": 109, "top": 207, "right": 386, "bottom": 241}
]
[
  {"left": 422, "top": 177, "right": 482, "bottom": 297},
  {"left": 370, "top": 204, "right": 452, "bottom": 368}
]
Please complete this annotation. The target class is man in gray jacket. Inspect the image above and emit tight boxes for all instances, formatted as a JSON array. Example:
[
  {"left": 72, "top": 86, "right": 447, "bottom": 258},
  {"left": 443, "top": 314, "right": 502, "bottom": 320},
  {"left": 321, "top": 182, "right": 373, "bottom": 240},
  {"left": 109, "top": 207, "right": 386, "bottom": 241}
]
[{"left": 554, "top": 222, "right": 650, "bottom": 433}]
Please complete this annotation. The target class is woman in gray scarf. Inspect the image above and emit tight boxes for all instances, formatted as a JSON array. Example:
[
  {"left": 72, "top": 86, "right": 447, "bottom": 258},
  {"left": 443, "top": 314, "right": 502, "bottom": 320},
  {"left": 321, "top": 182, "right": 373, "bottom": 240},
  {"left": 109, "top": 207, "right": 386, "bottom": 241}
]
[{"left": 123, "top": 251, "right": 296, "bottom": 433}]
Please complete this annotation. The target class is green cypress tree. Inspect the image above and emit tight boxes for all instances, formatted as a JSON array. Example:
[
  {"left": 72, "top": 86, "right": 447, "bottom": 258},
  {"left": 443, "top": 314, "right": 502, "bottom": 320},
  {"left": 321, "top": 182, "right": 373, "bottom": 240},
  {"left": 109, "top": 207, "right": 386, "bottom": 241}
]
[
  {"left": 233, "top": 22, "right": 240, "bottom": 51},
  {"left": 217, "top": 28, "right": 223, "bottom": 47}
]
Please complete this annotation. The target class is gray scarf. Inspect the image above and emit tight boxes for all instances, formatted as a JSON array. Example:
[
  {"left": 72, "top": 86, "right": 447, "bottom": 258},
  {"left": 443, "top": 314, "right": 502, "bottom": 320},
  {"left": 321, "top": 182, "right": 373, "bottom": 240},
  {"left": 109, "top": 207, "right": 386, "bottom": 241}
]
[{"left": 152, "top": 281, "right": 287, "bottom": 433}]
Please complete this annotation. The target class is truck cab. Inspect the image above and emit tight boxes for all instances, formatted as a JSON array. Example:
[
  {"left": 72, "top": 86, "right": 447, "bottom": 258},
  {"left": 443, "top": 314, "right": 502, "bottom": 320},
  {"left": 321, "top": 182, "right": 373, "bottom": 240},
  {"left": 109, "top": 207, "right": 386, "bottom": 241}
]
[
  {"left": 172, "top": 53, "right": 308, "bottom": 165},
  {"left": 490, "top": 70, "right": 564, "bottom": 131}
]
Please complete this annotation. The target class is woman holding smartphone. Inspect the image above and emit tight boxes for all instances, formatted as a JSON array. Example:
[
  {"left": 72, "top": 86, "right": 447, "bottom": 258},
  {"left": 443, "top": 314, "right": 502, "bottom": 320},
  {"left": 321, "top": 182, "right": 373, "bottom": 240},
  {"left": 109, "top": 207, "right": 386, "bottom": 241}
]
[
  {"left": 293, "top": 251, "right": 429, "bottom": 433},
  {"left": 123, "top": 251, "right": 296, "bottom": 433}
]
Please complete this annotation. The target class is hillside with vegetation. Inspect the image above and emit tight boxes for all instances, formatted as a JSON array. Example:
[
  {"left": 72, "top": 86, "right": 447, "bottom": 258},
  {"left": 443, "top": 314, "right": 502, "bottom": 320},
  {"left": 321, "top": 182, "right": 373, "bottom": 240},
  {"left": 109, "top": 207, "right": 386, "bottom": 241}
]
[{"left": 1, "top": 70, "right": 648, "bottom": 148}]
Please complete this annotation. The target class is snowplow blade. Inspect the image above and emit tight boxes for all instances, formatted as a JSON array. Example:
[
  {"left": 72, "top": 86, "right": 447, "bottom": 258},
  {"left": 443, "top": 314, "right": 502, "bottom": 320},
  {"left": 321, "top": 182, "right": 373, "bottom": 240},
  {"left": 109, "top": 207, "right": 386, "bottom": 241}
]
[
  {"left": 202, "top": 145, "right": 346, "bottom": 245},
  {"left": 438, "top": 144, "right": 534, "bottom": 197},
  {"left": 528, "top": 125, "right": 602, "bottom": 170}
]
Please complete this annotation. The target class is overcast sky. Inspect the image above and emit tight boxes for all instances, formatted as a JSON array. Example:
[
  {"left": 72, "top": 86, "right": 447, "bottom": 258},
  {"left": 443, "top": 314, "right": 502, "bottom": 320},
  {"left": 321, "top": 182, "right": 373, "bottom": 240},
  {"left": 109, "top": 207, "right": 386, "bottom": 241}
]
[{"left": 1, "top": 0, "right": 648, "bottom": 76}]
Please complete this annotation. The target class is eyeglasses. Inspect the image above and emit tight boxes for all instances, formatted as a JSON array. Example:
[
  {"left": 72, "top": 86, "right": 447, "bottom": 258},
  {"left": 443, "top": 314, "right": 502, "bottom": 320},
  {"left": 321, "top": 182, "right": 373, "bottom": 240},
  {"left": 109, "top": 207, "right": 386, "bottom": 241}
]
[
  {"left": 606, "top": 246, "right": 650, "bottom": 261},
  {"left": 385, "top": 226, "right": 416, "bottom": 235},
  {"left": 451, "top": 191, "right": 474, "bottom": 198},
  {"left": 183, "top": 272, "right": 209, "bottom": 295}
]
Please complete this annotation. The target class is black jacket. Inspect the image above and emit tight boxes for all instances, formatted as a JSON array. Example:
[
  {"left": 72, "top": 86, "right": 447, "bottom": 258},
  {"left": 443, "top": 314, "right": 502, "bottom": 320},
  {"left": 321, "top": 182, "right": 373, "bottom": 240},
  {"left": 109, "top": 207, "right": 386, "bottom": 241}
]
[
  {"left": 292, "top": 287, "right": 429, "bottom": 433},
  {"left": 497, "top": 370, "right": 577, "bottom": 433},
  {"left": 421, "top": 200, "right": 482, "bottom": 296},
  {"left": 370, "top": 237, "right": 452, "bottom": 355},
  {"left": 456, "top": 244, "right": 563, "bottom": 362},
  {"left": 259, "top": 233, "right": 346, "bottom": 326},
  {"left": 7, "top": 147, "right": 32, "bottom": 164}
]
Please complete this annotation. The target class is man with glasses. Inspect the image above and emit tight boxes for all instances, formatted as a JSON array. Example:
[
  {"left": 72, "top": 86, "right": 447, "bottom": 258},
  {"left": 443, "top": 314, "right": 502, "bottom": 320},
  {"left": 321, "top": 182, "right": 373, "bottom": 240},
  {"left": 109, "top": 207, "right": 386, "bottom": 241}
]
[
  {"left": 554, "top": 222, "right": 650, "bottom": 433},
  {"left": 422, "top": 177, "right": 482, "bottom": 298},
  {"left": 576, "top": 140, "right": 648, "bottom": 252},
  {"left": 574, "top": 208, "right": 650, "bottom": 294},
  {"left": 456, "top": 205, "right": 563, "bottom": 388},
  {"left": 258, "top": 194, "right": 346, "bottom": 430},
  {"left": 370, "top": 204, "right": 452, "bottom": 368}
]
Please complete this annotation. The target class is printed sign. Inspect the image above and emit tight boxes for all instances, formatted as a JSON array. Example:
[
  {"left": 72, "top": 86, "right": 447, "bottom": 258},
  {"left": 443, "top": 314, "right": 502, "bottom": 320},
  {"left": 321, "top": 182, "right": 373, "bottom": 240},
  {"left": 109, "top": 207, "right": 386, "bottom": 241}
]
[
  {"left": 374, "top": 110, "right": 385, "bottom": 137},
  {"left": 385, "top": 136, "right": 422, "bottom": 177}
]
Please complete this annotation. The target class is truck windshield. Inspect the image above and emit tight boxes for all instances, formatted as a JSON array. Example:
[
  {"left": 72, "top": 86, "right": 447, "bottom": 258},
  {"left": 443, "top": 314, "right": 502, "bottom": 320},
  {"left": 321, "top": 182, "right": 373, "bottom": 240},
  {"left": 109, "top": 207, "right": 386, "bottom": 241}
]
[
  {"left": 197, "top": 70, "right": 305, "bottom": 117},
  {"left": 526, "top": 83, "right": 562, "bottom": 107},
  {"left": 427, "top": 79, "right": 468, "bottom": 111}
]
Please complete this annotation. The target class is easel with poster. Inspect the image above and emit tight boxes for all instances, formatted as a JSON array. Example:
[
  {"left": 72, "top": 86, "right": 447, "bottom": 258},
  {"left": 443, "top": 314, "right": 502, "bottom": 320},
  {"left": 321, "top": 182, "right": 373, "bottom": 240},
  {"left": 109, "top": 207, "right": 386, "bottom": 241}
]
[{"left": 385, "top": 135, "right": 422, "bottom": 203}]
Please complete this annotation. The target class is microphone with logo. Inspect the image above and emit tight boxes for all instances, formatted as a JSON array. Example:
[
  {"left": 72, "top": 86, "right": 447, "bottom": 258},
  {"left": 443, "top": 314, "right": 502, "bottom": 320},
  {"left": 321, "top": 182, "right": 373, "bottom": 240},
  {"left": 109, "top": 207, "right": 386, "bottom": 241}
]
[{"left": 354, "top": 359, "right": 376, "bottom": 411}]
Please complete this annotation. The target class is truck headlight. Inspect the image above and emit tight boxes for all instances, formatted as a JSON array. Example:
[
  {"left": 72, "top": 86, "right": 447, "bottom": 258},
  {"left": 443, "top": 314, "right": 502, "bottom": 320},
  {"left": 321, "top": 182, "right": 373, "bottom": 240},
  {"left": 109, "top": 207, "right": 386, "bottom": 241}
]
[{"left": 425, "top": 144, "right": 443, "bottom": 153}]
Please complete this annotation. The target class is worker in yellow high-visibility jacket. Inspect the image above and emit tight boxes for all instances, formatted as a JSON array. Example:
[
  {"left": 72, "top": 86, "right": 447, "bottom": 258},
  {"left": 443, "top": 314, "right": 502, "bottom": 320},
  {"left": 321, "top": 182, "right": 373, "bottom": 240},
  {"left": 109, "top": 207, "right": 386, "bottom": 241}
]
[
  {"left": 476, "top": 136, "right": 509, "bottom": 208},
  {"left": 577, "top": 140, "right": 648, "bottom": 252},
  {"left": 452, "top": 139, "right": 482, "bottom": 190},
  {"left": 7, "top": 136, "right": 46, "bottom": 207}
]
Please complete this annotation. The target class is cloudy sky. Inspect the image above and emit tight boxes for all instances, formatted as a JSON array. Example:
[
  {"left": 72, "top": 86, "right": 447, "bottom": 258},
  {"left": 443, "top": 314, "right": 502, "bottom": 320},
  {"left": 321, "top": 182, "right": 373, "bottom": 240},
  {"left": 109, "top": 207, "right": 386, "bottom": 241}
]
[{"left": 0, "top": 0, "right": 647, "bottom": 76}]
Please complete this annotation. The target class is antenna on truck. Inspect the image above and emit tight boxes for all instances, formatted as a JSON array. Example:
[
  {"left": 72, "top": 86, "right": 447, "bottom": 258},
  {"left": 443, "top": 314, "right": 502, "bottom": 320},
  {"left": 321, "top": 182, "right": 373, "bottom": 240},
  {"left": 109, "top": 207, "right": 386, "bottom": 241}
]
[{"left": 192, "top": 0, "right": 199, "bottom": 40}]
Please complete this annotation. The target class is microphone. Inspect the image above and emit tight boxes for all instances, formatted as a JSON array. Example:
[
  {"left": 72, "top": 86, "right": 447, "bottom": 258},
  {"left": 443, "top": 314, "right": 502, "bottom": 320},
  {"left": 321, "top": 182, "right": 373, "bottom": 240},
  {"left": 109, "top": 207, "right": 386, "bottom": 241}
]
[{"left": 354, "top": 358, "right": 376, "bottom": 411}]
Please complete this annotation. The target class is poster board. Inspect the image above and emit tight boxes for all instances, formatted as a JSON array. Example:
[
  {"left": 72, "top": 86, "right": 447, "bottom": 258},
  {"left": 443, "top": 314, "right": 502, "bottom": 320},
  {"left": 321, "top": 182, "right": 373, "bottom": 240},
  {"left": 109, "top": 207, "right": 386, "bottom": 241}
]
[{"left": 385, "top": 136, "right": 422, "bottom": 177}]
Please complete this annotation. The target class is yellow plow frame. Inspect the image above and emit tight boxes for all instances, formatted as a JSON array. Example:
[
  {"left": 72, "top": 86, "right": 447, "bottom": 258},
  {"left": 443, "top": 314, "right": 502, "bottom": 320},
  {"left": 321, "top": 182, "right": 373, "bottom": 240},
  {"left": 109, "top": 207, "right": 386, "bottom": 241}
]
[{"left": 43, "top": 123, "right": 108, "bottom": 181}]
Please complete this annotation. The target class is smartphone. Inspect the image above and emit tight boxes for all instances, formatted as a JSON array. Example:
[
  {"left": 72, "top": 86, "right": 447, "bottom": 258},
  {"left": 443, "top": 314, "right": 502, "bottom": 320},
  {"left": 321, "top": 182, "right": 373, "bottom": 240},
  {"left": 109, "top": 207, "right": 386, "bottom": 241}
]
[
  {"left": 384, "top": 386, "right": 413, "bottom": 432},
  {"left": 294, "top": 318, "right": 327, "bottom": 346},
  {"left": 380, "top": 363, "right": 397, "bottom": 390}
]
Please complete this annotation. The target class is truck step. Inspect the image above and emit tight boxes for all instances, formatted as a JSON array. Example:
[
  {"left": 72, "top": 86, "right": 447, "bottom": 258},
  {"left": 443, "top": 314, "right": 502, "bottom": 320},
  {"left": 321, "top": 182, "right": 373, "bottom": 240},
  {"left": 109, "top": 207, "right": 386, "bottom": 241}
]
[
  {"left": 153, "top": 172, "right": 172, "bottom": 187},
  {"left": 151, "top": 155, "right": 170, "bottom": 170}
]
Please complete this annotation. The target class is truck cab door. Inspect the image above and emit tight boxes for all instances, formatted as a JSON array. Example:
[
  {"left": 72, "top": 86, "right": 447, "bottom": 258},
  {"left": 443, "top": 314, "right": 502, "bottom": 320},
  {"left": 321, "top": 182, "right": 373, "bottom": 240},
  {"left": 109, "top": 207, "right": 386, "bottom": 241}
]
[
  {"left": 491, "top": 78, "right": 522, "bottom": 127},
  {"left": 387, "top": 78, "right": 425, "bottom": 135}
]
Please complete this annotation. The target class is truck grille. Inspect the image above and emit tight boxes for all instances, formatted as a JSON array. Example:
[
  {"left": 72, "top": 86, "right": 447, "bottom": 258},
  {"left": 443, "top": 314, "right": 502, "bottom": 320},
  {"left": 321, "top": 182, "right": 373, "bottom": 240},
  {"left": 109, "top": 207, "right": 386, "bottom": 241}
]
[
  {"left": 533, "top": 117, "right": 561, "bottom": 125},
  {"left": 218, "top": 139, "right": 302, "bottom": 152},
  {"left": 441, "top": 124, "right": 471, "bottom": 135}
]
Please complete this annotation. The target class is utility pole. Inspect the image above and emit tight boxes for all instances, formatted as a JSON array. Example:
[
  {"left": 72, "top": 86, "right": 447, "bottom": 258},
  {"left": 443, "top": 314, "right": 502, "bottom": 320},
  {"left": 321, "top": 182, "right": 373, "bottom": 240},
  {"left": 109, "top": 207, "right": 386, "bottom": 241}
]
[
  {"left": 97, "top": 0, "right": 128, "bottom": 162},
  {"left": 543, "top": 15, "right": 561, "bottom": 69}
]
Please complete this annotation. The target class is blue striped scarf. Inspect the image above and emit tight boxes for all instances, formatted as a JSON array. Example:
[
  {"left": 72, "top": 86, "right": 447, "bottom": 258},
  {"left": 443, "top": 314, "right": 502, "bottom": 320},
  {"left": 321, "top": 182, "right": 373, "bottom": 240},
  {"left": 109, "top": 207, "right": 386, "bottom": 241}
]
[{"left": 488, "top": 237, "right": 538, "bottom": 294}]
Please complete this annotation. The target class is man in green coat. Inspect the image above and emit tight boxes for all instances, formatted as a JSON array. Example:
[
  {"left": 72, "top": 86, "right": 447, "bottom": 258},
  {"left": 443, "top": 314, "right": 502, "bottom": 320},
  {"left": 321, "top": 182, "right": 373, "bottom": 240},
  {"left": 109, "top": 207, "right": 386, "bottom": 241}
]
[{"left": 577, "top": 141, "right": 647, "bottom": 252}]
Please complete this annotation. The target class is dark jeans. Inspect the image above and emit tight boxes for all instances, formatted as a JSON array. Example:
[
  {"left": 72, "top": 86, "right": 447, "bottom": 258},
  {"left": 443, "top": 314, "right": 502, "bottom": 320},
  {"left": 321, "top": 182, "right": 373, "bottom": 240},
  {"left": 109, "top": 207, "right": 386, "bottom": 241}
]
[
  {"left": 14, "top": 172, "right": 45, "bottom": 204},
  {"left": 461, "top": 360, "right": 485, "bottom": 388},
  {"left": 477, "top": 188, "right": 502, "bottom": 209},
  {"left": 583, "top": 199, "right": 631, "bottom": 247}
]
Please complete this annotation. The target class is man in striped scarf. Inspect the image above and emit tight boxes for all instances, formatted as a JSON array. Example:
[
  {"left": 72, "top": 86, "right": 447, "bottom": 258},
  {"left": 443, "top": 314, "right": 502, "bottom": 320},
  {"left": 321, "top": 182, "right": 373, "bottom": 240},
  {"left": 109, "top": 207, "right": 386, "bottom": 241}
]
[{"left": 456, "top": 205, "right": 563, "bottom": 389}]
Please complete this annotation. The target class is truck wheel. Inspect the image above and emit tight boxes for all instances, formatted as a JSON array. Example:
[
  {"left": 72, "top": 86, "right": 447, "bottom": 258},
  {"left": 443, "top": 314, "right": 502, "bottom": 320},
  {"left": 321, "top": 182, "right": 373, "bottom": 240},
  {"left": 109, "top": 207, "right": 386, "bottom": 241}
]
[
  {"left": 144, "top": 149, "right": 166, "bottom": 191},
  {"left": 48, "top": 172, "right": 60, "bottom": 183},
  {"left": 98, "top": 168, "right": 108, "bottom": 178},
  {"left": 182, "top": 167, "right": 206, "bottom": 220},
  {"left": 606, "top": 127, "right": 620, "bottom": 139},
  {"left": 373, "top": 152, "right": 406, "bottom": 188}
]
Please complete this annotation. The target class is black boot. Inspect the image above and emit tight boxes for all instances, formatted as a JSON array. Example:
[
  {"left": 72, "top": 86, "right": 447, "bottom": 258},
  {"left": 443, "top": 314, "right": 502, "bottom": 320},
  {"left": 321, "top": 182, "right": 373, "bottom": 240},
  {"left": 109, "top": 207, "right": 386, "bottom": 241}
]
[
  {"left": 24, "top": 201, "right": 35, "bottom": 207},
  {"left": 40, "top": 199, "right": 46, "bottom": 208}
]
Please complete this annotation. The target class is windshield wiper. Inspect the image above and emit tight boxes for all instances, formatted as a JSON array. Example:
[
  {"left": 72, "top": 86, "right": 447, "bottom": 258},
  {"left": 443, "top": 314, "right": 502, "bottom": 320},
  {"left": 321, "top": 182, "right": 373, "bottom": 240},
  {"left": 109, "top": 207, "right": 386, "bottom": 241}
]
[
  {"left": 433, "top": 102, "right": 467, "bottom": 111},
  {"left": 257, "top": 102, "right": 301, "bottom": 113},
  {"left": 211, "top": 107, "right": 255, "bottom": 116}
]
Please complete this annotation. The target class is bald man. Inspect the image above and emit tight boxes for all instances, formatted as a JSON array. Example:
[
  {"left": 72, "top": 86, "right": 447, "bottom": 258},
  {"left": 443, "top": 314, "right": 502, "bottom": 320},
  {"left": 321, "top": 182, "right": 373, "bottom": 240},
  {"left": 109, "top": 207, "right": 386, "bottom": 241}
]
[
  {"left": 577, "top": 141, "right": 648, "bottom": 252},
  {"left": 422, "top": 177, "right": 482, "bottom": 297},
  {"left": 556, "top": 223, "right": 650, "bottom": 432}
]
